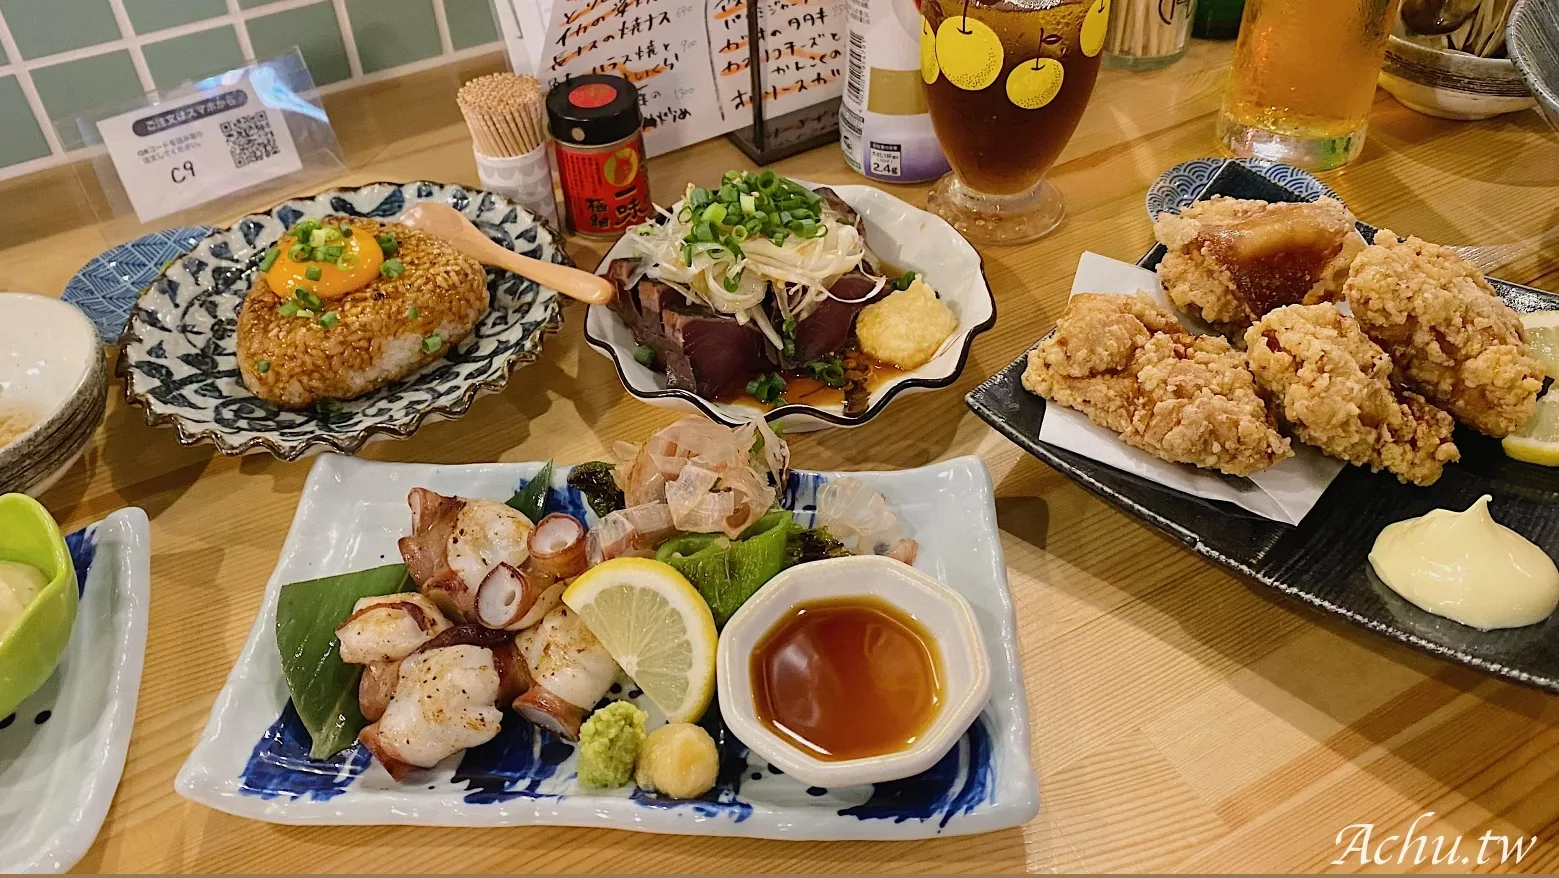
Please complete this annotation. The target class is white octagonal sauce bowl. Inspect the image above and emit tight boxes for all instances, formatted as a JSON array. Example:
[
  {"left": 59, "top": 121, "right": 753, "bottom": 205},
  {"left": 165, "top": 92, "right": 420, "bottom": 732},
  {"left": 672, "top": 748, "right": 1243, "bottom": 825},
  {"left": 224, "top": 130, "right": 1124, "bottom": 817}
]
[{"left": 715, "top": 554, "right": 992, "bottom": 788}]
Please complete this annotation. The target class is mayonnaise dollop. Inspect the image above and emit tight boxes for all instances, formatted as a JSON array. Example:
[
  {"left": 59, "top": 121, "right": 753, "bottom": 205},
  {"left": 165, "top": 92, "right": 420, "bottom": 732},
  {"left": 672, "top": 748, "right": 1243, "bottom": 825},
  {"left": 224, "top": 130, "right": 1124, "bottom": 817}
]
[
  {"left": 1369, "top": 496, "right": 1559, "bottom": 630},
  {"left": 0, "top": 560, "right": 47, "bottom": 641}
]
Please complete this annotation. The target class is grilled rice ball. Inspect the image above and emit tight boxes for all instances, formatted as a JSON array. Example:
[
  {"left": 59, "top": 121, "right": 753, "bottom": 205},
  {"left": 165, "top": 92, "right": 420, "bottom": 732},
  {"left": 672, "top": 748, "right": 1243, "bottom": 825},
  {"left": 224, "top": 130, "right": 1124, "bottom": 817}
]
[{"left": 236, "top": 218, "right": 489, "bottom": 409}]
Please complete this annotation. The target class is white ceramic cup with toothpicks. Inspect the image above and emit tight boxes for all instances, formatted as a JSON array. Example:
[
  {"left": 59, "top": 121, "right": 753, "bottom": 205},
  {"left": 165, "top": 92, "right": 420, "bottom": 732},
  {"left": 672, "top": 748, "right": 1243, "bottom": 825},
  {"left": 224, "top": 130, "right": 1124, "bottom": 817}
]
[
  {"left": 458, "top": 73, "right": 561, "bottom": 231},
  {"left": 474, "top": 143, "right": 559, "bottom": 230}
]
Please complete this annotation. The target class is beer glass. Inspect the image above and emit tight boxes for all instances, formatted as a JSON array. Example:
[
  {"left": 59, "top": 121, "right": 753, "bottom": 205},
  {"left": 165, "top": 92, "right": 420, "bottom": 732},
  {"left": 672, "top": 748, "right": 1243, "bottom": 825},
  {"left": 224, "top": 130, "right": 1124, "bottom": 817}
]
[
  {"left": 920, "top": 0, "right": 1108, "bottom": 244},
  {"left": 1216, "top": 0, "right": 1402, "bottom": 171}
]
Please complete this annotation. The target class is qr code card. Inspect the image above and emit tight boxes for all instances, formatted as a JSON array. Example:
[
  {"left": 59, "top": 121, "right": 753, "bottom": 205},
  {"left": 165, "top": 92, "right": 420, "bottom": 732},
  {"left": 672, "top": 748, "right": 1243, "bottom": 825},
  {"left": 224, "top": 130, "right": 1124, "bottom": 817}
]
[{"left": 97, "top": 74, "right": 303, "bottom": 223}]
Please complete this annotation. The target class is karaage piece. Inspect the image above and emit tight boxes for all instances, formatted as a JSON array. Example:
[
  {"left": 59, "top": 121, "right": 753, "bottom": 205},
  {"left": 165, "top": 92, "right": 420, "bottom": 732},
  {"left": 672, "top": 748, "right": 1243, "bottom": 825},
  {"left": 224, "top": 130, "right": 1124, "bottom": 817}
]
[
  {"left": 1245, "top": 305, "right": 1460, "bottom": 486},
  {"left": 1154, "top": 196, "right": 1367, "bottom": 329},
  {"left": 1344, "top": 232, "right": 1544, "bottom": 437},
  {"left": 1023, "top": 293, "right": 1292, "bottom": 477}
]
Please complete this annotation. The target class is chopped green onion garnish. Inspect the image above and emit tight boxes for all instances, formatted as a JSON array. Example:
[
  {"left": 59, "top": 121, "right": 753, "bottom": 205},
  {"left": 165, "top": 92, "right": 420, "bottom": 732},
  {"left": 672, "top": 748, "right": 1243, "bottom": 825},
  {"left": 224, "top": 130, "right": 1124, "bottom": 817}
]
[
  {"left": 259, "top": 247, "right": 280, "bottom": 271},
  {"left": 304, "top": 265, "right": 322, "bottom": 281},
  {"left": 375, "top": 233, "right": 397, "bottom": 256},
  {"left": 892, "top": 270, "right": 918, "bottom": 291},
  {"left": 633, "top": 344, "right": 657, "bottom": 367},
  {"left": 746, "top": 372, "right": 787, "bottom": 404},
  {"left": 318, "top": 311, "right": 340, "bottom": 329},
  {"left": 689, "top": 188, "right": 712, "bottom": 209},
  {"left": 717, "top": 184, "right": 739, "bottom": 203},
  {"left": 290, "top": 219, "right": 320, "bottom": 241},
  {"left": 278, "top": 301, "right": 300, "bottom": 317},
  {"left": 256, "top": 358, "right": 270, "bottom": 374},
  {"left": 320, "top": 244, "right": 345, "bottom": 263},
  {"left": 406, "top": 306, "right": 419, "bottom": 319},
  {"left": 806, "top": 356, "right": 847, "bottom": 387},
  {"left": 739, "top": 193, "right": 757, "bottom": 214},
  {"left": 309, "top": 229, "right": 328, "bottom": 248},
  {"left": 722, "top": 272, "right": 741, "bottom": 293},
  {"left": 379, "top": 259, "right": 405, "bottom": 278},
  {"left": 287, "top": 243, "right": 309, "bottom": 262},
  {"left": 322, "top": 226, "right": 342, "bottom": 243},
  {"left": 339, "top": 223, "right": 353, "bottom": 237},
  {"left": 694, "top": 222, "right": 715, "bottom": 243},
  {"left": 702, "top": 202, "right": 727, "bottom": 225},
  {"left": 336, "top": 253, "right": 359, "bottom": 271},
  {"left": 296, "top": 308, "right": 316, "bottom": 319},
  {"left": 422, "top": 334, "right": 442, "bottom": 353}
]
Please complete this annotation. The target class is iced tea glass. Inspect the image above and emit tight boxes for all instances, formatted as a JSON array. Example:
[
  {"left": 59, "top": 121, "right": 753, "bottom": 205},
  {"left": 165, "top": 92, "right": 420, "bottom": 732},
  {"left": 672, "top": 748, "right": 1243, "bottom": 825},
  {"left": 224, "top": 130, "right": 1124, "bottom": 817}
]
[
  {"left": 1216, "top": 0, "right": 1403, "bottom": 171},
  {"left": 920, "top": 0, "right": 1109, "bottom": 244}
]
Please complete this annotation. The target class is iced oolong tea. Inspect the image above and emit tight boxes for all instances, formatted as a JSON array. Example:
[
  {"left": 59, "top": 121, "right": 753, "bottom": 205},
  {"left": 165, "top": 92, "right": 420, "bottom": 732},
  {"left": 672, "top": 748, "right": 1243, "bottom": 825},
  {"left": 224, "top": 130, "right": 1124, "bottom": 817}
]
[{"left": 920, "top": 0, "right": 1107, "bottom": 195}]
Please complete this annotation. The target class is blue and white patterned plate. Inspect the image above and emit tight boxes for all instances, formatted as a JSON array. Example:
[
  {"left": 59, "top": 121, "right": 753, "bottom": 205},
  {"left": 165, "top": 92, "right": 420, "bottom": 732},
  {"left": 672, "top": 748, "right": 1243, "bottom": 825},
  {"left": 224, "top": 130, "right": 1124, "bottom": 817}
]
[
  {"left": 1146, "top": 158, "right": 1340, "bottom": 221},
  {"left": 0, "top": 508, "right": 151, "bottom": 873},
  {"left": 174, "top": 455, "right": 1038, "bottom": 838},
  {"left": 64, "top": 226, "right": 212, "bottom": 341},
  {"left": 115, "top": 182, "right": 568, "bottom": 461}
]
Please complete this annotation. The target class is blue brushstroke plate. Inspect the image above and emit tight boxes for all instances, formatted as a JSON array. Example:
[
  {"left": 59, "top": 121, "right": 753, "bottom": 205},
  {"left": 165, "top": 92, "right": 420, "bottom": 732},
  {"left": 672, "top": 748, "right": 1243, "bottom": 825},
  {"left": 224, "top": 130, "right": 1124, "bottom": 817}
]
[
  {"left": 0, "top": 508, "right": 151, "bottom": 872},
  {"left": 1145, "top": 157, "right": 1339, "bottom": 222},
  {"left": 115, "top": 181, "right": 568, "bottom": 461},
  {"left": 174, "top": 455, "right": 1038, "bottom": 838},
  {"left": 64, "top": 226, "right": 212, "bottom": 341}
]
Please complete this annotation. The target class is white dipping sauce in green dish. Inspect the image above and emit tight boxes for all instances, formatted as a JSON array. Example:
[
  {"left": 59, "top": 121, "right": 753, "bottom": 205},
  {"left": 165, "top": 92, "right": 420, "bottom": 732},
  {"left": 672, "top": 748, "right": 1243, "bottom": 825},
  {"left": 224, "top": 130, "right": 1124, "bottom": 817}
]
[{"left": 0, "top": 560, "right": 48, "bottom": 640}]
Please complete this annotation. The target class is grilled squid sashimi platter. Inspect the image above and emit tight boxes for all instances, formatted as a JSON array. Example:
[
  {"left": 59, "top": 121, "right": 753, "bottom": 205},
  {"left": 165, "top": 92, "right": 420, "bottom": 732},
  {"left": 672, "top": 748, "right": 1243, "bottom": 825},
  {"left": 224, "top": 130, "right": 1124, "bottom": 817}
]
[
  {"left": 603, "top": 170, "right": 960, "bottom": 414},
  {"left": 282, "top": 416, "right": 923, "bottom": 797}
]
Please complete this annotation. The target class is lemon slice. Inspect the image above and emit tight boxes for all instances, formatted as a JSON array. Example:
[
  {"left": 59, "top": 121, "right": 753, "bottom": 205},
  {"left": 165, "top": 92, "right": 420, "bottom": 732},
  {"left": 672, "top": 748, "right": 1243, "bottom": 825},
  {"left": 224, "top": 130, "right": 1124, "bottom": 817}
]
[
  {"left": 562, "top": 558, "right": 717, "bottom": 723},
  {"left": 1503, "top": 390, "right": 1559, "bottom": 466},
  {"left": 1521, "top": 310, "right": 1559, "bottom": 379}
]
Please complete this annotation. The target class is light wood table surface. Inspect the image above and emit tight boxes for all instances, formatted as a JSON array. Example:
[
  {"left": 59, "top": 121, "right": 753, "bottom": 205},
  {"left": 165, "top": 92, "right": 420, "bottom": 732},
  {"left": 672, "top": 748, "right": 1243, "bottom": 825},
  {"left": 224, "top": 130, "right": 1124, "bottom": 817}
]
[{"left": 4, "top": 40, "right": 1559, "bottom": 874}]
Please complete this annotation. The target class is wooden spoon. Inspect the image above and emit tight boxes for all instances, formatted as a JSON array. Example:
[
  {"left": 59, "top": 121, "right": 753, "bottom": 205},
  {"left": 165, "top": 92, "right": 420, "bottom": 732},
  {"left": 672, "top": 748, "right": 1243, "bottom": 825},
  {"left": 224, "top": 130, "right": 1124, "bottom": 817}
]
[{"left": 398, "top": 202, "right": 615, "bottom": 306}]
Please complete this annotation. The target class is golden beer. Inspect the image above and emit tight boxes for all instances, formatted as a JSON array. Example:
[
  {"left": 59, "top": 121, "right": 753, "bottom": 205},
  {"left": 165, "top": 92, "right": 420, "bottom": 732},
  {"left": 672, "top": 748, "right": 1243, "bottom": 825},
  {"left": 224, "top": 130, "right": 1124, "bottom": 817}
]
[{"left": 1216, "top": 0, "right": 1402, "bottom": 170}]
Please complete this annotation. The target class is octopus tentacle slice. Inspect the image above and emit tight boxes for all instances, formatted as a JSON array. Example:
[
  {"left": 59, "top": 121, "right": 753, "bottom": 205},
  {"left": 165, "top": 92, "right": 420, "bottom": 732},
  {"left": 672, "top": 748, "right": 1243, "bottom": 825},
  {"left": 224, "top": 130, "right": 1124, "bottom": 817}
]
[
  {"left": 407, "top": 623, "right": 534, "bottom": 707},
  {"left": 399, "top": 489, "right": 535, "bottom": 624},
  {"left": 334, "top": 594, "right": 451, "bottom": 665},
  {"left": 358, "top": 723, "right": 416, "bottom": 781},
  {"left": 358, "top": 644, "right": 503, "bottom": 776},
  {"left": 526, "top": 513, "right": 588, "bottom": 580},
  {"left": 507, "top": 581, "right": 564, "bottom": 632},
  {"left": 474, "top": 563, "right": 542, "bottom": 629},
  {"left": 511, "top": 605, "right": 619, "bottom": 741},
  {"left": 358, "top": 659, "right": 401, "bottom": 723}
]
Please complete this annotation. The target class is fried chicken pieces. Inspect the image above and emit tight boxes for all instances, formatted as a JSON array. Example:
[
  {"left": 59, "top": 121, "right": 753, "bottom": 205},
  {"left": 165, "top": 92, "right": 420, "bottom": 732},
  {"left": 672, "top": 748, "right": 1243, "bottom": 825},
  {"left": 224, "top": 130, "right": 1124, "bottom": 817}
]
[
  {"left": 1154, "top": 196, "right": 1366, "bottom": 329},
  {"left": 1343, "top": 232, "right": 1544, "bottom": 437},
  {"left": 1022, "top": 293, "right": 1292, "bottom": 477},
  {"left": 1244, "top": 305, "right": 1460, "bottom": 486}
]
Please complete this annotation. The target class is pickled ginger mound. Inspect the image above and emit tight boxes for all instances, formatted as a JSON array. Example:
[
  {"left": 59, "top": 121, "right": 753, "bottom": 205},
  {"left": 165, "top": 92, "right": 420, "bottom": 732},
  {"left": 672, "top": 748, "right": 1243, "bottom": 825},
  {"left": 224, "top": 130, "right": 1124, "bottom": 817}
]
[{"left": 1369, "top": 495, "right": 1559, "bottom": 630}]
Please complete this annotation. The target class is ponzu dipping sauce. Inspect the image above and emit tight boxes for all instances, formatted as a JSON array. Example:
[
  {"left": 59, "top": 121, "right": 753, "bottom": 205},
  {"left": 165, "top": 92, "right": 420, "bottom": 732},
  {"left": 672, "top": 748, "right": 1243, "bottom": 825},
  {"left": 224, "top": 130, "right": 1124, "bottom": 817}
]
[{"left": 750, "top": 595, "right": 942, "bottom": 761}]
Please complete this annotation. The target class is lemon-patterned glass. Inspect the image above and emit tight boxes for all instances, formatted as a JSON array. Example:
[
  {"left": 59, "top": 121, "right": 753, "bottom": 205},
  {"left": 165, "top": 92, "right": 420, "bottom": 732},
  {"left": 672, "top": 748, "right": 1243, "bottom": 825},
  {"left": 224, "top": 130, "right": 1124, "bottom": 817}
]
[{"left": 920, "top": 0, "right": 1107, "bottom": 244}]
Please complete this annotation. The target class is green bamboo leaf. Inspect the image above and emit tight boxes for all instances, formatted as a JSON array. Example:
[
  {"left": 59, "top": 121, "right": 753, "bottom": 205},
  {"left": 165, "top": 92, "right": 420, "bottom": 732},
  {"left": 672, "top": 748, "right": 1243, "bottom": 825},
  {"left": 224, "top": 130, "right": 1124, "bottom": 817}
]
[
  {"left": 507, "top": 460, "right": 555, "bottom": 523},
  {"left": 275, "top": 563, "right": 413, "bottom": 759}
]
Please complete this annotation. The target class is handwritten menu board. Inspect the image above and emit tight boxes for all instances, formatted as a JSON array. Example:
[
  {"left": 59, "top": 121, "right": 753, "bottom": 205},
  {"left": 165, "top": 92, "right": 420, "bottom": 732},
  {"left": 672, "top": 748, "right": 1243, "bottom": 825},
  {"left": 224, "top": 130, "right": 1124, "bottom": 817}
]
[{"left": 531, "top": 0, "right": 844, "bottom": 156}]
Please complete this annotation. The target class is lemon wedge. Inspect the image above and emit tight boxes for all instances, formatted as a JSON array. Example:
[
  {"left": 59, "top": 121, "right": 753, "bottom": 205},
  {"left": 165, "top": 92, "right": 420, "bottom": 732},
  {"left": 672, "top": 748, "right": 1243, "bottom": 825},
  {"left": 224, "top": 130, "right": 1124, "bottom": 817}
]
[
  {"left": 1503, "top": 390, "right": 1559, "bottom": 466},
  {"left": 563, "top": 558, "right": 717, "bottom": 724},
  {"left": 1521, "top": 310, "right": 1559, "bottom": 379}
]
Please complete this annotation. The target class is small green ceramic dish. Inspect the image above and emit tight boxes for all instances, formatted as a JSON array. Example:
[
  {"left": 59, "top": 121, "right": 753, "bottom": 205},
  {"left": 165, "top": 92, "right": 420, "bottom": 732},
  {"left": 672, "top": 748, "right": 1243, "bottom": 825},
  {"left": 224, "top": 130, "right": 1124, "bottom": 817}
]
[{"left": 0, "top": 492, "right": 76, "bottom": 717}]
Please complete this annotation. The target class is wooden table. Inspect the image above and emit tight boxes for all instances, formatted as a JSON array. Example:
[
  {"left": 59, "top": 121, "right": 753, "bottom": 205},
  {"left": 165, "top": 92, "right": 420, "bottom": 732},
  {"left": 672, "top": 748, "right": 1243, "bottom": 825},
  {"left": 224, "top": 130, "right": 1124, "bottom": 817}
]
[{"left": 5, "top": 40, "right": 1559, "bottom": 874}]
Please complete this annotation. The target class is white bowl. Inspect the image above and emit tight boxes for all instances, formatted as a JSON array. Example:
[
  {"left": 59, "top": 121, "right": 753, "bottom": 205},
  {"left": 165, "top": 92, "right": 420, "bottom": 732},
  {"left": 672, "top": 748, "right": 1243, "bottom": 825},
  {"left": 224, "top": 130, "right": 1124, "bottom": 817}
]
[
  {"left": 0, "top": 294, "right": 105, "bottom": 495},
  {"left": 584, "top": 182, "right": 996, "bottom": 433},
  {"left": 715, "top": 555, "right": 992, "bottom": 788}
]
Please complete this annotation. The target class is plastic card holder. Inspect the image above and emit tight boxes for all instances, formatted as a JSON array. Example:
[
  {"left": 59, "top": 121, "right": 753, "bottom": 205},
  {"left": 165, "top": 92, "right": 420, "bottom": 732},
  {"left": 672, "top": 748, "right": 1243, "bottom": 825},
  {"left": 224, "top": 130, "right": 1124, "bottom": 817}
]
[{"left": 63, "top": 49, "right": 345, "bottom": 242}]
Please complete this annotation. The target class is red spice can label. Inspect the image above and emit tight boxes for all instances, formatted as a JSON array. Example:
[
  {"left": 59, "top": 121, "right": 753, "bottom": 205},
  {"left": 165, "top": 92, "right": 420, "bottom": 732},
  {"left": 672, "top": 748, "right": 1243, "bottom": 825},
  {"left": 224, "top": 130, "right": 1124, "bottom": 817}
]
[{"left": 555, "top": 133, "right": 652, "bottom": 237}]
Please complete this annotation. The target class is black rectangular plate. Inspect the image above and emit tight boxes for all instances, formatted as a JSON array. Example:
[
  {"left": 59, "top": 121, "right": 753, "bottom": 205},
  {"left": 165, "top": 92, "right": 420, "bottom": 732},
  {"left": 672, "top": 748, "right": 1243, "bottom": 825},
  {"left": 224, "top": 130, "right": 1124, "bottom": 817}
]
[{"left": 967, "top": 161, "right": 1559, "bottom": 694}]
